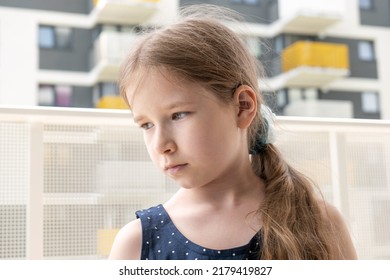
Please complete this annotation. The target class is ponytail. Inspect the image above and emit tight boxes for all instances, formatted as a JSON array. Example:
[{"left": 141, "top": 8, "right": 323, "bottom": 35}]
[{"left": 251, "top": 143, "right": 334, "bottom": 259}]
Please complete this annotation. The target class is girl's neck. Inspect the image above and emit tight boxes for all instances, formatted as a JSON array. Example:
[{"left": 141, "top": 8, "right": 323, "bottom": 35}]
[
  {"left": 166, "top": 161, "right": 265, "bottom": 211},
  {"left": 162, "top": 162, "right": 264, "bottom": 250}
]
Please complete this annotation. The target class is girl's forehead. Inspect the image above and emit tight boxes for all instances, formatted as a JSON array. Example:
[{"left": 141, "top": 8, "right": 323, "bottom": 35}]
[{"left": 126, "top": 68, "right": 214, "bottom": 109}]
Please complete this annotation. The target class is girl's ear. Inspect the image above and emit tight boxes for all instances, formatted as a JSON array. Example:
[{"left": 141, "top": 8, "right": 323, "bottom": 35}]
[{"left": 234, "top": 85, "right": 257, "bottom": 129}]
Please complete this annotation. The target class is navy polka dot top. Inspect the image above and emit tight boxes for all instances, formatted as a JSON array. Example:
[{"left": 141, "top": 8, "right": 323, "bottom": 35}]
[{"left": 135, "top": 204, "right": 261, "bottom": 260}]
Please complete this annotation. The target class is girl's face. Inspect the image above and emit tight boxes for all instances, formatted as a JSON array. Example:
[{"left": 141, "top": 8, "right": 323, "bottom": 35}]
[{"left": 127, "top": 69, "right": 249, "bottom": 190}]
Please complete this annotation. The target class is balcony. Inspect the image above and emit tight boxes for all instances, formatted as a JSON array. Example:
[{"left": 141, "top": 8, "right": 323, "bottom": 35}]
[
  {"left": 277, "top": 0, "right": 345, "bottom": 34},
  {"left": 1, "top": 106, "right": 390, "bottom": 259},
  {"left": 37, "top": 31, "right": 138, "bottom": 86},
  {"left": 92, "top": 0, "right": 160, "bottom": 25},
  {"left": 96, "top": 96, "right": 129, "bottom": 109},
  {"left": 91, "top": 30, "right": 139, "bottom": 82},
  {"left": 269, "top": 41, "right": 350, "bottom": 89}
]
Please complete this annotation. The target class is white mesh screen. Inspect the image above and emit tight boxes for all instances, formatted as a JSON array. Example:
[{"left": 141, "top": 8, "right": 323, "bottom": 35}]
[
  {"left": 276, "top": 127, "right": 390, "bottom": 259},
  {"left": 345, "top": 134, "right": 390, "bottom": 259},
  {"left": 0, "top": 123, "right": 29, "bottom": 259},
  {"left": 1, "top": 110, "right": 389, "bottom": 260},
  {"left": 276, "top": 129, "right": 333, "bottom": 202},
  {"left": 42, "top": 123, "right": 178, "bottom": 259}
]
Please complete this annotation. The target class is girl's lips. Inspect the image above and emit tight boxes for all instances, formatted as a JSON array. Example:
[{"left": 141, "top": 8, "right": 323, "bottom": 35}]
[{"left": 165, "top": 163, "right": 188, "bottom": 176}]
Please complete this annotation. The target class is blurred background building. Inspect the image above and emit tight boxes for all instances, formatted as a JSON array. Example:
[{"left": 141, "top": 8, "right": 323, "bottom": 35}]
[
  {"left": 0, "top": 0, "right": 389, "bottom": 119},
  {"left": 1, "top": 1, "right": 390, "bottom": 260}
]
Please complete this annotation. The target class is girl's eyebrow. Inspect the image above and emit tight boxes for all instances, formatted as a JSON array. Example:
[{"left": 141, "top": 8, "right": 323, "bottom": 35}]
[
  {"left": 133, "top": 114, "right": 145, "bottom": 124},
  {"left": 133, "top": 101, "right": 194, "bottom": 123},
  {"left": 165, "top": 101, "right": 193, "bottom": 110}
]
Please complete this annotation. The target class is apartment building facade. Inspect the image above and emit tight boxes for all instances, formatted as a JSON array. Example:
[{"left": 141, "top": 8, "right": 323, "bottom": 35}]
[
  {"left": 0, "top": 0, "right": 389, "bottom": 119},
  {"left": 0, "top": 0, "right": 176, "bottom": 109}
]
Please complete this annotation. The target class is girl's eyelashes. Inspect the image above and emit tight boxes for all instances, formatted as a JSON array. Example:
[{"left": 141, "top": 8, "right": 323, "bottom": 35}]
[
  {"left": 172, "top": 112, "right": 189, "bottom": 120},
  {"left": 138, "top": 112, "right": 190, "bottom": 129},
  {"left": 140, "top": 122, "right": 154, "bottom": 130}
]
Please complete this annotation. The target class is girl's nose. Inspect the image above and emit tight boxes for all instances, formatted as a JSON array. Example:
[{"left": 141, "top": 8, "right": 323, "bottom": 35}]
[{"left": 153, "top": 128, "right": 176, "bottom": 155}]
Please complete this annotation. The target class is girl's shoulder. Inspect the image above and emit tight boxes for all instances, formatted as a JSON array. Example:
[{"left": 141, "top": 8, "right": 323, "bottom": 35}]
[{"left": 108, "top": 218, "right": 142, "bottom": 260}]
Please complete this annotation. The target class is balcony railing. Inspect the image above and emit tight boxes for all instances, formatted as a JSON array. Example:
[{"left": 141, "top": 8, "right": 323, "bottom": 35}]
[
  {"left": 96, "top": 96, "right": 129, "bottom": 109},
  {"left": 92, "top": 0, "right": 160, "bottom": 24},
  {"left": 268, "top": 41, "right": 350, "bottom": 89},
  {"left": 0, "top": 106, "right": 389, "bottom": 259},
  {"left": 278, "top": 0, "right": 346, "bottom": 34},
  {"left": 282, "top": 41, "right": 349, "bottom": 72},
  {"left": 91, "top": 30, "right": 139, "bottom": 82}
]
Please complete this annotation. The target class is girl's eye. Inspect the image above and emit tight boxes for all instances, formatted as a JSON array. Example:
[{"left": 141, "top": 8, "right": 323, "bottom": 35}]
[
  {"left": 172, "top": 112, "right": 188, "bottom": 120},
  {"left": 140, "top": 122, "right": 153, "bottom": 130}
]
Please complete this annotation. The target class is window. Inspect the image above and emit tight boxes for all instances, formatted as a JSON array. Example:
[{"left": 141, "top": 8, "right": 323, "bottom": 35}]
[
  {"left": 244, "top": 36, "right": 261, "bottom": 58},
  {"left": 93, "top": 83, "right": 119, "bottom": 105},
  {"left": 276, "top": 89, "right": 288, "bottom": 107},
  {"left": 303, "top": 88, "right": 318, "bottom": 100},
  {"left": 38, "top": 85, "right": 73, "bottom": 107},
  {"left": 39, "top": 26, "right": 55, "bottom": 49},
  {"left": 101, "top": 82, "right": 118, "bottom": 97},
  {"left": 359, "top": 0, "right": 373, "bottom": 10},
  {"left": 102, "top": 25, "right": 117, "bottom": 32},
  {"left": 39, "top": 26, "right": 73, "bottom": 49},
  {"left": 231, "top": 0, "right": 260, "bottom": 5},
  {"left": 358, "top": 41, "right": 375, "bottom": 61},
  {"left": 362, "top": 91, "right": 379, "bottom": 113},
  {"left": 274, "top": 36, "right": 284, "bottom": 53},
  {"left": 55, "top": 27, "right": 73, "bottom": 49},
  {"left": 243, "top": 0, "right": 259, "bottom": 5},
  {"left": 288, "top": 88, "right": 303, "bottom": 102},
  {"left": 55, "top": 86, "right": 73, "bottom": 107},
  {"left": 38, "top": 85, "right": 55, "bottom": 106}
]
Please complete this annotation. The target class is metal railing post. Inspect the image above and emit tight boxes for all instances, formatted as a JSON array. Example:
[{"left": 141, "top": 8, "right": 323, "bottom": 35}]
[{"left": 26, "top": 122, "right": 44, "bottom": 259}]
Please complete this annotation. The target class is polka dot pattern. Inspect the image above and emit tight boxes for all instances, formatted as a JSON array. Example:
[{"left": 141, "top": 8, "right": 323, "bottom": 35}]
[{"left": 135, "top": 204, "right": 261, "bottom": 260}]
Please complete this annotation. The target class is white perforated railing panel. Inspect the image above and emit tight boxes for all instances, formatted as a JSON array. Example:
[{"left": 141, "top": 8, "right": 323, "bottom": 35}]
[
  {"left": 276, "top": 130, "right": 333, "bottom": 202},
  {"left": 0, "top": 123, "right": 29, "bottom": 259},
  {"left": 345, "top": 134, "right": 390, "bottom": 259},
  {"left": 42, "top": 123, "right": 178, "bottom": 259},
  {"left": 1, "top": 109, "right": 389, "bottom": 259}
]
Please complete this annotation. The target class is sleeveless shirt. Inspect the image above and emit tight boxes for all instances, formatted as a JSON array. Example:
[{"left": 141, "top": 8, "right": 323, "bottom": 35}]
[{"left": 135, "top": 204, "right": 261, "bottom": 260}]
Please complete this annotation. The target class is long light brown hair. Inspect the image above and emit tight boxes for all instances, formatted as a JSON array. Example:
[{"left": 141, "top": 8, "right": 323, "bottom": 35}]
[{"left": 119, "top": 4, "right": 338, "bottom": 259}]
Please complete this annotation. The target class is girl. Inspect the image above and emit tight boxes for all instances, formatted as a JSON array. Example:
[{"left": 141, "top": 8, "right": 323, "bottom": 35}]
[{"left": 109, "top": 5, "right": 357, "bottom": 260}]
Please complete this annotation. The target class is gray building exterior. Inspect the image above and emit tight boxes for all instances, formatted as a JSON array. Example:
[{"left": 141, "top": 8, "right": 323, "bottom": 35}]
[
  {"left": 0, "top": 0, "right": 388, "bottom": 119},
  {"left": 0, "top": 0, "right": 91, "bottom": 14},
  {"left": 359, "top": 0, "right": 390, "bottom": 27},
  {"left": 180, "top": 0, "right": 278, "bottom": 23}
]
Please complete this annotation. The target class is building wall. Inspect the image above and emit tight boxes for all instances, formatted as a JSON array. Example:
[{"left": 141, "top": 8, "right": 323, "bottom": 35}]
[
  {"left": 0, "top": 10, "right": 38, "bottom": 105},
  {"left": 39, "top": 28, "right": 93, "bottom": 72},
  {"left": 72, "top": 86, "right": 94, "bottom": 108},
  {"left": 179, "top": 0, "right": 278, "bottom": 24},
  {"left": 360, "top": 0, "right": 390, "bottom": 27},
  {"left": 324, "top": 37, "right": 378, "bottom": 79},
  {"left": 0, "top": 0, "right": 91, "bottom": 14},
  {"left": 271, "top": 88, "right": 381, "bottom": 120},
  {"left": 319, "top": 90, "right": 381, "bottom": 119},
  {"left": 323, "top": 0, "right": 390, "bottom": 119},
  {"left": 0, "top": 0, "right": 389, "bottom": 118},
  {"left": 263, "top": 34, "right": 379, "bottom": 79}
]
